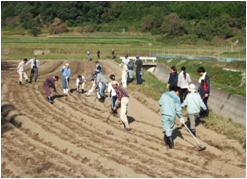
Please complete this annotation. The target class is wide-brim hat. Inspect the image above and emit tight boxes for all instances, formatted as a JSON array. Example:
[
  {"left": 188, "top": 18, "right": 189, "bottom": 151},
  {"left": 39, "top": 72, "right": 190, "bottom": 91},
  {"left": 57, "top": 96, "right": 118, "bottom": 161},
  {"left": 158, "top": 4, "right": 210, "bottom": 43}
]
[{"left": 188, "top": 84, "right": 196, "bottom": 92}]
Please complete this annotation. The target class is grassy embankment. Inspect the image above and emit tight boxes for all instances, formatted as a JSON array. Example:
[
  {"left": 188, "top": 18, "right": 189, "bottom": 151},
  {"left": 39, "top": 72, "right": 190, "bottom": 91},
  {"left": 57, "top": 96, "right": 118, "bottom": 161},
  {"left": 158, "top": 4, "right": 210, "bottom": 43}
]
[{"left": 1, "top": 33, "right": 246, "bottom": 148}]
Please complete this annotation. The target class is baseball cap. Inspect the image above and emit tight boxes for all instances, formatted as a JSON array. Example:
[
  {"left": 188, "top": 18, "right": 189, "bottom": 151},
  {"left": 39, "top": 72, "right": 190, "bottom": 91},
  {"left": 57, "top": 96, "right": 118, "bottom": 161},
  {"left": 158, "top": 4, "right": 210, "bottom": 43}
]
[
  {"left": 125, "top": 54, "right": 128, "bottom": 58},
  {"left": 95, "top": 61, "right": 99, "bottom": 63},
  {"left": 33, "top": 55, "right": 37, "bottom": 57},
  {"left": 136, "top": 55, "right": 140, "bottom": 58},
  {"left": 110, "top": 74, "right": 115, "bottom": 79},
  {"left": 91, "top": 71, "right": 98, "bottom": 75},
  {"left": 111, "top": 81, "right": 118, "bottom": 85}
]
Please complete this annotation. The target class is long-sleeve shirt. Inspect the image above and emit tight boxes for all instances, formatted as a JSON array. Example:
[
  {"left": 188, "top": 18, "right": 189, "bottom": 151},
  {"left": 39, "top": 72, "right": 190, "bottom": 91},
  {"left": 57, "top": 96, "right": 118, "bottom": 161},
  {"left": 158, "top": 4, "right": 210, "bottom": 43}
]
[
  {"left": 128, "top": 61, "right": 134, "bottom": 70},
  {"left": 114, "top": 86, "right": 129, "bottom": 107},
  {"left": 177, "top": 71, "right": 191, "bottom": 88},
  {"left": 96, "top": 64, "right": 103, "bottom": 74},
  {"left": 181, "top": 91, "right": 207, "bottom": 114},
  {"left": 26, "top": 59, "right": 40, "bottom": 68},
  {"left": 95, "top": 74, "right": 108, "bottom": 88},
  {"left": 167, "top": 72, "right": 178, "bottom": 87},
  {"left": 43, "top": 76, "right": 56, "bottom": 91},
  {"left": 159, "top": 91, "right": 182, "bottom": 118},
  {"left": 60, "top": 67, "right": 71, "bottom": 77},
  {"left": 122, "top": 57, "right": 129, "bottom": 65},
  {"left": 135, "top": 59, "right": 143, "bottom": 69},
  {"left": 76, "top": 76, "right": 86, "bottom": 86},
  {"left": 17, "top": 61, "right": 25, "bottom": 72},
  {"left": 122, "top": 64, "right": 128, "bottom": 74},
  {"left": 108, "top": 81, "right": 118, "bottom": 96},
  {"left": 198, "top": 73, "right": 210, "bottom": 98}
]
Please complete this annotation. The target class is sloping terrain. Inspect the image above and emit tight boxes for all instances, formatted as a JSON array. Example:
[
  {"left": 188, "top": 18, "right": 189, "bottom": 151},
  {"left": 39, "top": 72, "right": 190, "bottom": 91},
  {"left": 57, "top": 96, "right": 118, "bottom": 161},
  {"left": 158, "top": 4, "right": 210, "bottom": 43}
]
[{"left": 1, "top": 59, "right": 246, "bottom": 178}]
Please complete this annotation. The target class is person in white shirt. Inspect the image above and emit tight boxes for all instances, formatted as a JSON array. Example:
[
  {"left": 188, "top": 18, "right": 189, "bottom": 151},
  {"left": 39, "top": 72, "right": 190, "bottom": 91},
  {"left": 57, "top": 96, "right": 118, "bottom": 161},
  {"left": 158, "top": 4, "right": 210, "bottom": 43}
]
[
  {"left": 122, "top": 54, "right": 129, "bottom": 65},
  {"left": 76, "top": 75, "right": 86, "bottom": 93},
  {"left": 26, "top": 55, "right": 40, "bottom": 83},
  {"left": 121, "top": 63, "right": 128, "bottom": 88},
  {"left": 177, "top": 66, "right": 192, "bottom": 103},
  {"left": 17, "top": 58, "right": 30, "bottom": 85},
  {"left": 108, "top": 74, "right": 119, "bottom": 116}
]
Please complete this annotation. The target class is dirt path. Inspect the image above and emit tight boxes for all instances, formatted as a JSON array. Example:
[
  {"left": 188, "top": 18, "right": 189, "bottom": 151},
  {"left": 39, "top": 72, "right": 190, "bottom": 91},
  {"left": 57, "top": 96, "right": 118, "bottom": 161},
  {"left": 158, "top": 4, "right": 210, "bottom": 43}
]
[{"left": 1, "top": 60, "right": 246, "bottom": 177}]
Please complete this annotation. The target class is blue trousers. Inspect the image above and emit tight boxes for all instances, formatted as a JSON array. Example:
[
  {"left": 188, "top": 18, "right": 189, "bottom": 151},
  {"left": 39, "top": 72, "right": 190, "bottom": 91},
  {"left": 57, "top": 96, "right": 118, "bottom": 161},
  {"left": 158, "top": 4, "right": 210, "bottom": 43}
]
[
  {"left": 62, "top": 76, "right": 69, "bottom": 89},
  {"left": 136, "top": 68, "right": 142, "bottom": 84},
  {"left": 111, "top": 96, "right": 117, "bottom": 109},
  {"left": 99, "top": 83, "right": 106, "bottom": 97},
  {"left": 161, "top": 115, "right": 176, "bottom": 137}
]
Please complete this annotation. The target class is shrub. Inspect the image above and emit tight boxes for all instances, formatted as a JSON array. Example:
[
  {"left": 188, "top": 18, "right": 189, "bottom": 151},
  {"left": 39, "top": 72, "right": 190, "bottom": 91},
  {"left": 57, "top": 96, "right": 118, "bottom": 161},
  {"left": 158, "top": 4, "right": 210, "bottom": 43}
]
[{"left": 48, "top": 23, "right": 68, "bottom": 34}]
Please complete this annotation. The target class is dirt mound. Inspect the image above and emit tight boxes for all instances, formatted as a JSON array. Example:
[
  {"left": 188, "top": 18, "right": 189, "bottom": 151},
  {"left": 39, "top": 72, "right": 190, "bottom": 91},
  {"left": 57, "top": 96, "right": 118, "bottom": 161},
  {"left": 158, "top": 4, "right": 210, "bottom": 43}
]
[{"left": 1, "top": 60, "right": 246, "bottom": 177}]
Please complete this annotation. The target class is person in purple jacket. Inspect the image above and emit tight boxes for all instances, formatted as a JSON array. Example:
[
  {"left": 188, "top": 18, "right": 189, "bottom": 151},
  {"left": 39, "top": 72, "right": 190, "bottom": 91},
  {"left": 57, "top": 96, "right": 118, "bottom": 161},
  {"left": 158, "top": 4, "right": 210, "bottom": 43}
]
[{"left": 43, "top": 76, "right": 59, "bottom": 103}]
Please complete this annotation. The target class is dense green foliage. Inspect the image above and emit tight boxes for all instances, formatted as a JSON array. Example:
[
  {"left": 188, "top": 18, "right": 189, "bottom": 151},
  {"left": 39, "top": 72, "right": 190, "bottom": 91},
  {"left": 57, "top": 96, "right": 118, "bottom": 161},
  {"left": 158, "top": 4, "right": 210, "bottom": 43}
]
[{"left": 1, "top": 1, "right": 246, "bottom": 42}]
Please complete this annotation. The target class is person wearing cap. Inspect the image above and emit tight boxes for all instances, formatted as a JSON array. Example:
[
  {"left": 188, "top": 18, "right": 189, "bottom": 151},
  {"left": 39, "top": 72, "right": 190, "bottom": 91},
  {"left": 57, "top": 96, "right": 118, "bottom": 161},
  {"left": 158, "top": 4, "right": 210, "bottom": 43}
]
[
  {"left": 59, "top": 63, "right": 71, "bottom": 93},
  {"left": 95, "top": 61, "right": 103, "bottom": 75},
  {"left": 121, "top": 62, "right": 128, "bottom": 88},
  {"left": 17, "top": 58, "right": 30, "bottom": 85},
  {"left": 127, "top": 58, "right": 134, "bottom": 83},
  {"left": 26, "top": 55, "right": 40, "bottom": 83},
  {"left": 92, "top": 71, "right": 108, "bottom": 103},
  {"left": 159, "top": 86, "right": 184, "bottom": 149},
  {"left": 112, "top": 49, "right": 115, "bottom": 59},
  {"left": 97, "top": 49, "right": 100, "bottom": 59},
  {"left": 135, "top": 55, "right": 143, "bottom": 85},
  {"left": 84, "top": 73, "right": 101, "bottom": 99},
  {"left": 181, "top": 84, "right": 207, "bottom": 136},
  {"left": 108, "top": 74, "right": 119, "bottom": 116},
  {"left": 87, "top": 51, "right": 91, "bottom": 61},
  {"left": 197, "top": 67, "right": 210, "bottom": 118},
  {"left": 43, "top": 76, "right": 59, "bottom": 103},
  {"left": 122, "top": 54, "right": 129, "bottom": 65},
  {"left": 112, "top": 81, "right": 131, "bottom": 131},
  {"left": 76, "top": 75, "right": 86, "bottom": 93}
]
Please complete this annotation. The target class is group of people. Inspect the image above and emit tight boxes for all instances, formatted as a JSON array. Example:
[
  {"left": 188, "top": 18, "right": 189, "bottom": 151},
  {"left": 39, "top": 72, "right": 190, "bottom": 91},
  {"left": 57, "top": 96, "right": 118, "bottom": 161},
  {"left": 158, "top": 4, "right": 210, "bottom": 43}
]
[
  {"left": 161, "top": 66, "right": 210, "bottom": 149},
  {"left": 86, "top": 49, "right": 115, "bottom": 61},
  {"left": 17, "top": 54, "right": 210, "bottom": 145}
]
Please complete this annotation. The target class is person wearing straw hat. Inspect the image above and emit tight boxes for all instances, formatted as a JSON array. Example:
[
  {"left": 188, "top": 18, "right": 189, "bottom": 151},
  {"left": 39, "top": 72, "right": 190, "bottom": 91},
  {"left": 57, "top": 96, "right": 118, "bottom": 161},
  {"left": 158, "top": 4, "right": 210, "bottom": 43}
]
[{"left": 181, "top": 84, "right": 207, "bottom": 137}]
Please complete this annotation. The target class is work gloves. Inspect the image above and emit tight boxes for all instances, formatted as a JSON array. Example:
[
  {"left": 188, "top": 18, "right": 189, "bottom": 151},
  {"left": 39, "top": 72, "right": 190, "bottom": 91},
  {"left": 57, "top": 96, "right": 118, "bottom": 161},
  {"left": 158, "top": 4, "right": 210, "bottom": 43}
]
[
  {"left": 63, "top": 66, "right": 66, "bottom": 69},
  {"left": 180, "top": 118, "right": 185, "bottom": 123},
  {"left": 66, "top": 76, "right": 68, "bottom": 80}
]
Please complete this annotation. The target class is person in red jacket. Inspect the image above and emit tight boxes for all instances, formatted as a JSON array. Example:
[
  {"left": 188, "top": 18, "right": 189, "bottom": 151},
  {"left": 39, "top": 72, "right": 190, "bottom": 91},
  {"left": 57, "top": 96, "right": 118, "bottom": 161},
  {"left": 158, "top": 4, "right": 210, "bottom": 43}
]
[{"left": 43, "top": 76, "right": 59, "bottom": 103}]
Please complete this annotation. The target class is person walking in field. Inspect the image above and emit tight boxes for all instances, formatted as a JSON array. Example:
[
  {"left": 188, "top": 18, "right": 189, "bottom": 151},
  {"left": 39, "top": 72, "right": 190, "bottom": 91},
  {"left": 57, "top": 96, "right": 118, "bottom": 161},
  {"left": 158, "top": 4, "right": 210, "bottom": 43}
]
[
  {"left": 26, "top": 55, "right": 40, "bottom": 83},
  {"left": 121, "top": 63, "right": 128, "bottom": 88},
  {"left": 112, "top": 81, "right": 131, "bottom": 131},
  {"left": 95, "top": 61, "right": 103, "bottom": 75},
  {"left": 135, "top": 55, "right": 143, "bottom": 85},
  {"left": 108, "top": 74, "right": 119, "bottom": 116},
  {"left": 60, "top": 63, "right": 71, "bottom": 94},
  {"left": 91, "top": 71, "right": 108, "bottom": 103},
  {"left": 97, "top": 49, "right": 100, "bottom": 59},
  {"left": 177, "top": 66, "right": 192, "bottom": 103},
  {"left": 76, "top": 75, "right": 86, "bottom": 93},
  {"left": 197, "top": 67, "right": 210, "bottom": 118},
  {"left": 112, "top": 49, "right": 115, "bottom": 59},
  {"left": 166, "top": 66, "right": 178, "bottom": 91},
  {"left": 181, "top": 84, "right": 207, "bottom": 137},
  {"left": 17, "top": 58, "right": 30, "bottom": 85},
  {"left": 159, "top": 86, "right": 184, "bottom": 149},
  {"left": 122, "top": 54, "right": 129, "bottom": 65},
  {"left": 127, "top": 58, "right": 134, "bottom": 83},
  {"left": 43, "top": 76, "right": 59, "bottom": 103},
  {"left": 87, "top": 51, "right": 91, "bottom": 61}
]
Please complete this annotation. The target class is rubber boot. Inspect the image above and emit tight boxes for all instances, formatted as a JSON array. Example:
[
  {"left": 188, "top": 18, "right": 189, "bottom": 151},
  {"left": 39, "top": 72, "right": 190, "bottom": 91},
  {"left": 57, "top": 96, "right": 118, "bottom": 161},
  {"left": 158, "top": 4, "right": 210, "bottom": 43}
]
[
  {"left": 191, "top": 129, "right": 196, "bottom": 137},
  {"left": 164, "top": 134, "right": 170, "bottom": 146},
  {"left": 19, "top": 81, "right": 22, "bottom": 85},
  {"left": 167, "top": 136, "right": 174, "bottom": 149}
]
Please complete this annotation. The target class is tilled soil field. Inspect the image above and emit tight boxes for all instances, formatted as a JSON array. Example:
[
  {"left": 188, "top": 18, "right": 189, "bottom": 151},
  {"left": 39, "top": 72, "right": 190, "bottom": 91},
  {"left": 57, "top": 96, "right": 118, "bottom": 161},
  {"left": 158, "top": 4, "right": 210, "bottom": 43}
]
[{"left": 1, "top": 59, "right": 246, "bottom": 178}]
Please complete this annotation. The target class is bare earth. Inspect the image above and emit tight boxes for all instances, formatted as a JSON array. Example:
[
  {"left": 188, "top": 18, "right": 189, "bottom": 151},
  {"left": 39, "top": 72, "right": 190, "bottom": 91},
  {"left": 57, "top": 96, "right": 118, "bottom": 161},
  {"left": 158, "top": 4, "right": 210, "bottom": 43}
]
[{"left": 1, "top": 59, "right": 246, "bottom": 178}]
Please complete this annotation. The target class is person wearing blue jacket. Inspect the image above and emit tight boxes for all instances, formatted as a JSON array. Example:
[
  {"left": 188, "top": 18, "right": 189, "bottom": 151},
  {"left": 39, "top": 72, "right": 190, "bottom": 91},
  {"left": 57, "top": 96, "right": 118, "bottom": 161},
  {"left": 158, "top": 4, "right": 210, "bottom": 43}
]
[
  {"left": 95, "top": 61, "right": 103, "bottom": 74},
  {"left": 181, "top": 84, "right": 207, "bottom": 136},
  {"left": 197, "top": 67, "right": 210, "bottom": 118},
  {"left": 159, "top": 86, "right": 184, "bottom": 149},
  {"left": 60, "top": 63, "right": 71, "bottom": 94}
]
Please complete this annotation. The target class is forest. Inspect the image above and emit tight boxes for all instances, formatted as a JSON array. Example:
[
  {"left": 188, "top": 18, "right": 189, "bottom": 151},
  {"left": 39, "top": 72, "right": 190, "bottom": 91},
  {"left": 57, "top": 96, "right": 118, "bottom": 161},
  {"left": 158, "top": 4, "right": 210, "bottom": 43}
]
[{"left": 1, "top": 1, "right": 246, "bottom": 43}]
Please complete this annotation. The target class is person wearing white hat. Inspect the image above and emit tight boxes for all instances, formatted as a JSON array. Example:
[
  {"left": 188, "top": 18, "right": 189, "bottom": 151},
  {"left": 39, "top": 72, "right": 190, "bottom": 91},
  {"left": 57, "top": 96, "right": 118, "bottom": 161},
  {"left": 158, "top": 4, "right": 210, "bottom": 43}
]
[{"left": 181, "top": 84, "right": 207, "bottom": 137}]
